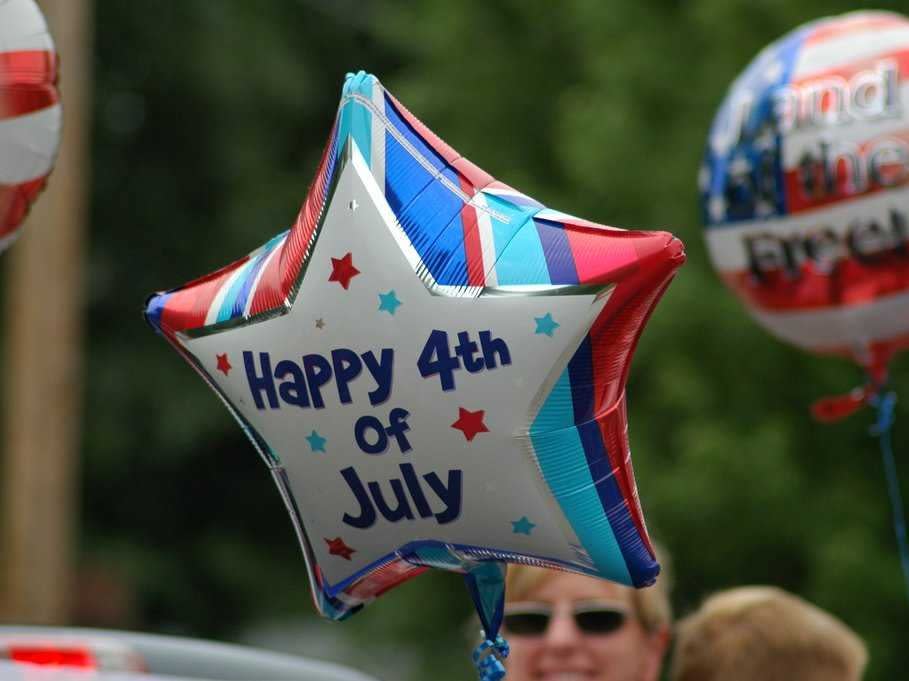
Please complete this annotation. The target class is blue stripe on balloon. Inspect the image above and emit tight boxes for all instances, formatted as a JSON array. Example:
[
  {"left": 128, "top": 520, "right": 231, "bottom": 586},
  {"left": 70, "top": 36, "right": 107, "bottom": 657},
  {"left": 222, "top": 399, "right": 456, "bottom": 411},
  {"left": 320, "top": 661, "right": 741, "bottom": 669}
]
[
  {"left": 529, "top": 368, "right": 632, "bottom": 584},
  {"left": 702, "top": 22, "right": 810, "bottom": 229},
  {"left": 323, "top": 122, "right": 340, "bottom": 204},
  {"left": 229, "top": 233, "right": 285, "bottom": 319},
  {"left": 395, "top": 166, "right": 469, "bottom": 285},
  {"left": 568, "top": 338, "right": 660, "bottom": 587},
  {"left": 144, "top": 291, "right": 171, "bottom": 333},
  {"left": 315, "top": 583, "right": 356, "bottom": 621},
  {"left": 384, "top": 95, "right": 447, "bottom": 173},
  {"left": 567, "top": 336, "right": 595, "bottom": 423},
  {"left": 383, "top": 127, "right": 435, "bottom": 218},
  {"left": 318, "top": 531, "right": 656, "bottom": 622},
  {"left": 335, "top": 105, "right": 351, "bottom": 165},
  {"left": 425, "top": 167, "right": 471, "bottom": 285},
  {"left": 324, "top": 539, "right": 603, "bottom": 600},
  {"left": 216, "top": 258, "right": 257, "bottom": 323},
  {"left": 772, "top": 26, "right": 809, "bottom": 217},
  {"left": 432, "top": 208, "right": 471, "bottom": 287},
  {"left": 576, "top": 419, "right": 657, "bottom": 587},
  {"left": 535, "top": 218, "right": 579, "bottom": 284}
]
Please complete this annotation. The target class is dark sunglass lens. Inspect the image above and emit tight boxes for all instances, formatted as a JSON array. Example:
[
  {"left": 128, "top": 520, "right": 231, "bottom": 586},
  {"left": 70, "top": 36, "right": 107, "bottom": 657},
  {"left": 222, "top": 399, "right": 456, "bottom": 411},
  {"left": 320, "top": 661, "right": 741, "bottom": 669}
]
[
  {"left": 503, "top": 612, "right": 550, "bottom": 635},
  {"left": 575, "top": 609, "right": 626, "bottom": 634}
]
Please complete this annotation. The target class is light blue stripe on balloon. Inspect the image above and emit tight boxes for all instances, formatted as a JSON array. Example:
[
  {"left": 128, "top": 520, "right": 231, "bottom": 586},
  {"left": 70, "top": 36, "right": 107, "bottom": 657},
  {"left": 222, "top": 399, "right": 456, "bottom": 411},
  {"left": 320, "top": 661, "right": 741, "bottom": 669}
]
[
  {"left": 413, "top": 545, "right": 464, "bottom": 570},
  {"left": 494, "top": 218, "right": 551, "bottom": 285},
  {"left": 483, "top": 192, "right": 544, "bottom": 284},
  {"left": 339, "top": 71, "right": 373, "bottom": 166},
  {"left": 530, "top": 369, "right": 631, "bottom": 583}
]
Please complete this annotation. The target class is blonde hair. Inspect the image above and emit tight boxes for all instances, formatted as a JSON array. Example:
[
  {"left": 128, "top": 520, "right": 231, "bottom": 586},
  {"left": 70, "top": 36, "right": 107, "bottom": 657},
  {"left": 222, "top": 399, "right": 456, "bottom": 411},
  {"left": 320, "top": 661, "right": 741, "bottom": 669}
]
[
  {"left": 504, "top": 547, "right": 673, "bottom": 634},
  {"left": 671, "top": 586, "right": 868, "bottom": 681}
]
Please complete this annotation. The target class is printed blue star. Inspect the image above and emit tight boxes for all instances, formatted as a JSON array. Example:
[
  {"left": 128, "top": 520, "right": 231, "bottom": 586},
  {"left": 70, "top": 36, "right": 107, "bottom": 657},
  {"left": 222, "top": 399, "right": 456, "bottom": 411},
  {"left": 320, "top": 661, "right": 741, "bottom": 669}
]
[
  {"left": 378, "top": 289, "right": 402, "bottom": 315},
  {"left": 511, "top": 516, "right": 536, "bottom": 535},
  {"left": 534, "top": 312, "right": 559, "bottom": 337},
  {"left": 306, "top": 430, "right": 327, "bottom": 453}
]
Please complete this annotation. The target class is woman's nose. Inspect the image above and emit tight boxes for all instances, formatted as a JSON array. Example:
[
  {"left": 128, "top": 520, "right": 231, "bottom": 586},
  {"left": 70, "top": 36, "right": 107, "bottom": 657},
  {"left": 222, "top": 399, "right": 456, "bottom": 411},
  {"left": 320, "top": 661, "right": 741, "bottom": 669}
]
[{"left": 542, "top": 611, "right": 583, "bottom": 648}]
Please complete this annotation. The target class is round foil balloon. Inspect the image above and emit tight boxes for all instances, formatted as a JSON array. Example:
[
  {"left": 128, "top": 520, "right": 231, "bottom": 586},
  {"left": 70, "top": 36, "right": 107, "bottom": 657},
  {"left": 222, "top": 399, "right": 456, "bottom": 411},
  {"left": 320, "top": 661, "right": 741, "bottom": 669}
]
[
  {"left": 146, "top": 72, "right": 684, "bottom": 668},
  {"left": 702, "top": 11, "right": 909, "bottom": 376},
  {"left": 0, "top": 0, "right": 61, "bottom": 252}
]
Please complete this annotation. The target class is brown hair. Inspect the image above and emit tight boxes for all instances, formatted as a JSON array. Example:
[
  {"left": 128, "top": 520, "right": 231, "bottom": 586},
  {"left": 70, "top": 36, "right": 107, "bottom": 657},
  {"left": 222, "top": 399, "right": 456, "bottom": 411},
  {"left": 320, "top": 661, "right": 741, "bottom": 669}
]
[
  {"left": 671, "top": 586, "right": 868, "bottom": 681},
  {"left": 504, "top": 546, "right": 673, "bottom": 634}
]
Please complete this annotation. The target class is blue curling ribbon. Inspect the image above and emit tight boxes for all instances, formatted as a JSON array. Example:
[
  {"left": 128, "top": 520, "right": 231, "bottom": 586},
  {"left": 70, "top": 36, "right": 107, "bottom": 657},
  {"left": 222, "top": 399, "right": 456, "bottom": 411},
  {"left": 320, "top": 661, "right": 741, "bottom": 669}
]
[
  {"left": 472, "top": 634, "right": 510, "bottom": 681},
  {"left": 869, "top": 389, "right": 909, "bottom": 603}
]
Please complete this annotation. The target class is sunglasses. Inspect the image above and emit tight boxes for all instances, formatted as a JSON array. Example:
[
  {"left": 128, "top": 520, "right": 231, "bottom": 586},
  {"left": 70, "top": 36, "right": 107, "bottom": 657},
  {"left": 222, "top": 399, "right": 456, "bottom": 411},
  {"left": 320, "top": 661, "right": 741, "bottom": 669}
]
[{"left": 502, "top": 602, "right": 629, "bottom": 636}]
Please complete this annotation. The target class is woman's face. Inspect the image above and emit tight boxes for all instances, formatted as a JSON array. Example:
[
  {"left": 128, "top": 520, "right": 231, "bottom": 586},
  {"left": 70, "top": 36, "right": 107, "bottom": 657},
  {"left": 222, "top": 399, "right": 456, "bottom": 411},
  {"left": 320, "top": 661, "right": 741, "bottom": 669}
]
[{"left": 502, "top": 572, "right": 667, "bottom": 681}]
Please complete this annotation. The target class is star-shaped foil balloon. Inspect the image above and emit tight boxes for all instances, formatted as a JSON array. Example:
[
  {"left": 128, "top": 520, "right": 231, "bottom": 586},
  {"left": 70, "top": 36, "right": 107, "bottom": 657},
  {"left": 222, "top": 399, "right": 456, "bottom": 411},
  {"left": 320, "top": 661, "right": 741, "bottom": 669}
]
[{"left": 146, "top": 72, "right": 685, "bottom": 648}]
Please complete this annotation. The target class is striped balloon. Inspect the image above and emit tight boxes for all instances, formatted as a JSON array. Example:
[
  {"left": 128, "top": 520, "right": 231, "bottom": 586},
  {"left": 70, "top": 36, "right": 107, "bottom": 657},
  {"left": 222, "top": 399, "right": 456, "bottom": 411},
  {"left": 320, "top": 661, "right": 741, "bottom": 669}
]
[
  {"left": 702, "top": 11, "right": 909, "bottom": 372},
  {"left": 146, "top": 71, "right": 685, "bottom": 626},
  {"left": 0, "top": 0, "right": 60, "bottom": 253}
]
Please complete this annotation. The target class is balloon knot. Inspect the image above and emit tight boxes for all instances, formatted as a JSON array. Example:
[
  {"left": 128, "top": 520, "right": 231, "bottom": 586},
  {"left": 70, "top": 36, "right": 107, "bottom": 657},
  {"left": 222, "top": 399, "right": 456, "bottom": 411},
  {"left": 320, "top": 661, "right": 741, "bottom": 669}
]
[
  {"left": 473, "top": 635, "right": 510, "bottom": 681},
  {"left": 811, "top": 367, "right": 893, "bottom": 424},
  {"left": 869, "top": 390, "right": 897, "bottom": 436}
]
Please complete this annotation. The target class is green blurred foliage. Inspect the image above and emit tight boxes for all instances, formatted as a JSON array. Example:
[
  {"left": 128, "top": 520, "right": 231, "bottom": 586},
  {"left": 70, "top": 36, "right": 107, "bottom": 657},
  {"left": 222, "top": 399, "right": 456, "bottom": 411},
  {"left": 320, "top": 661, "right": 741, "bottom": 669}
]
[{"left": 75, "top": 1, "right": 909, "bottom": 680}]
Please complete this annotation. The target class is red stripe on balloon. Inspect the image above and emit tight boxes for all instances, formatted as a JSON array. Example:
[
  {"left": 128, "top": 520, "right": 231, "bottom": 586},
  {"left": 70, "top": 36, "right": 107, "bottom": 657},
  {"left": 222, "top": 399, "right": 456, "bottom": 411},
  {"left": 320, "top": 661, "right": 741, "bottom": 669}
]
[
  {"left": 720, "top": 255, "right": 909, "bottom": 311},
  {"left": 790, "top": 47, "right": 909, "bottom": 87},
  {"left": 0, "top": 176, "right": 48, "bottom": 236},
  {"left": 157, "top": 259, "right": 247, "bottom": 335},
  {"left": 563, "top": 228, "right": 640, "bottom": 285},
  {"left": 566, "top": 228, "right": 681, "bottom": 287},
  {"left": 586, "top": 235, "right": 684, "bottom": 557},
  {"left": 805, "top": 13, "right": 907, "bottom": 45},
  {"left": 782, "top": 168, "right": 892, "bottom": 216},
  {"left": 345, "top": 559, "right": 428, "bottom": 602},
  {"left": 247, "top": 237, "right": 285, "bottom": 316},
  {"left": 451, "top": 157, "right": 494, "bottom": 196},
  {"left": 586, "top": 233, "right": 684, "bottom": 408},
  {"left": 458, "top": 175, "right": 485, "bottom": 287},
  {"left": 782, "top": 129, "right": 909, "bottom": 215},
  {"left": 597, "top": 396, "right": 652, "bottom": 558},
  {"left": 278, "top": 120, "right": 338, "bottom": 305},
  {"left": 0, "top": 50, "right": 58, "bottom": 119},
  {"left": 384, "top": 91, "right": 460, "bottom": 165},
  {"left": 384, "top": 89, "right": 496, "bottom": 191}
]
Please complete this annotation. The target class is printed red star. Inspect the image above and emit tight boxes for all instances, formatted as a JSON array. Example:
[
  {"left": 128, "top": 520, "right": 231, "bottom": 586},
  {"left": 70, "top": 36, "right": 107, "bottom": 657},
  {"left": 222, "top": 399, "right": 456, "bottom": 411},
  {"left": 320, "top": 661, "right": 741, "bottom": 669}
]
[
  {"left": 451, "top": 407, "right": 490, "bottom": 441},
  {"left": 325, "top": 536, "right": 356, "bottom": 560},
  {"left": 328, "top": 252, "right": 360, "bottom": 290},
  {"left": 216, "top": 353, "right": 232, "bottom": 376}
]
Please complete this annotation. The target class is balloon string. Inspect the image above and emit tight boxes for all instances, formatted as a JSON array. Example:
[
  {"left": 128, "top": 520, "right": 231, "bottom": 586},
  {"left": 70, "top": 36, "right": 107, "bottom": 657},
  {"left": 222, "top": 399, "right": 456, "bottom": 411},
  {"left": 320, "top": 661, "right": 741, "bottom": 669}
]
[
  {"left": 869, "top": 389, "right": 909, "bottom": 603},
  {"left": 472, "top": 635, "right": 510, "bottom": 681}
]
